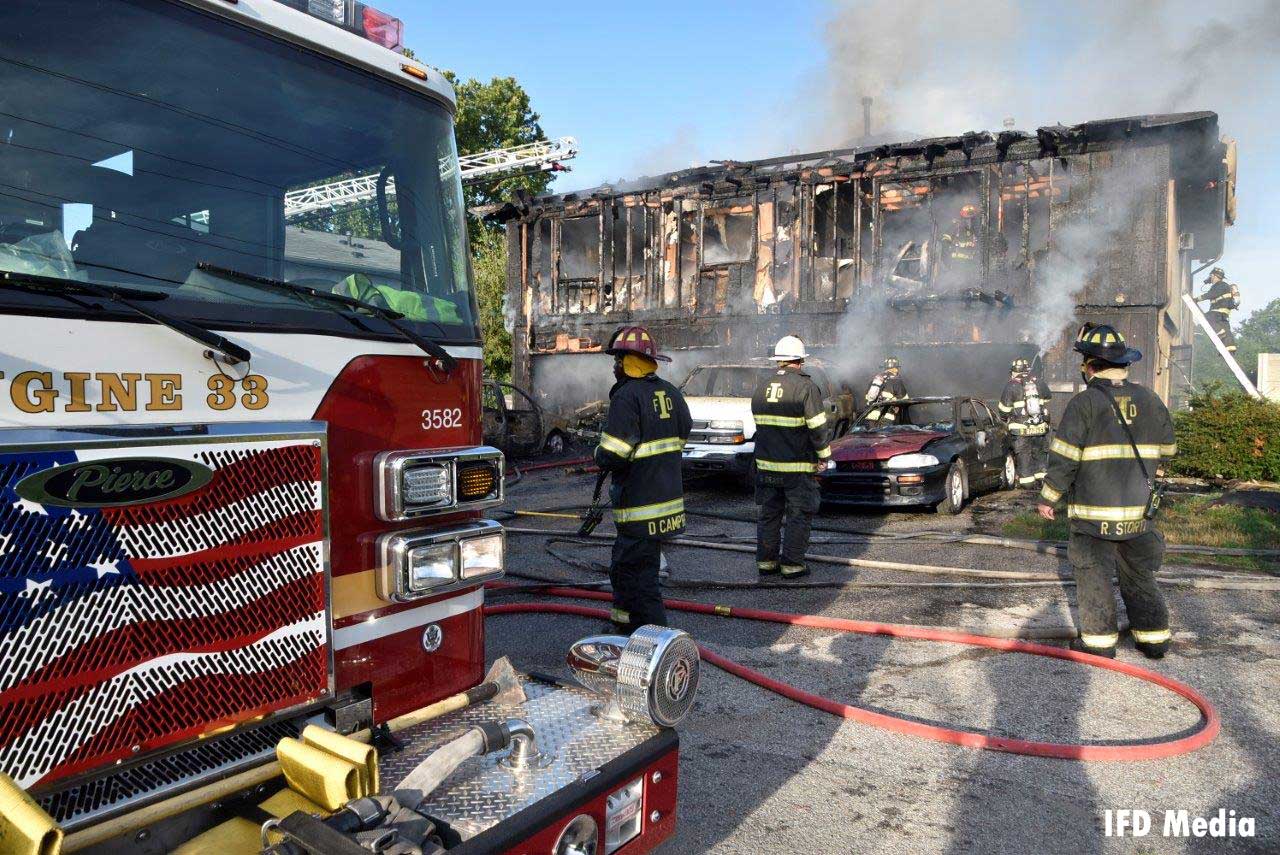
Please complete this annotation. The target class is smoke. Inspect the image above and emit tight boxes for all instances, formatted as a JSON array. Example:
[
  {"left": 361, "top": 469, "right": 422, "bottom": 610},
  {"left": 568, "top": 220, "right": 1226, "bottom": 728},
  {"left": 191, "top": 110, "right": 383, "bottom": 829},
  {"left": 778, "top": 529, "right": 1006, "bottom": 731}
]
[
  {"left": 804, "top": 0, "right": 1280, "bottom": 375},
  {"left": 529, "top": 348, "right": 716, "bottom": 415},
  {"left": 1028, "top": 159, "right": 1154, "bottom": 351},
  {"left": 815, "top": 0, "right": 1280, "bottom": 147}
]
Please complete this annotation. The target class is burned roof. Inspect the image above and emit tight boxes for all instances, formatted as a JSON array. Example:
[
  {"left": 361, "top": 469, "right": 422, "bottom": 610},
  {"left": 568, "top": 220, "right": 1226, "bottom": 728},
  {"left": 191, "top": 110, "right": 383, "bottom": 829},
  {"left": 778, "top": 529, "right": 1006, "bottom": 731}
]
[{"left": 488, "top": 111, "right": 1220, "bottom": 221}]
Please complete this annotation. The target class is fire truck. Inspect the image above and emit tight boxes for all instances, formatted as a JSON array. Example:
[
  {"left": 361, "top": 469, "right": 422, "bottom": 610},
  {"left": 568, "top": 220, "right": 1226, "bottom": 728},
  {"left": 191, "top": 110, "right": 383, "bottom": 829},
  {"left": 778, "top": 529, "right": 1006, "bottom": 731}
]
[{"left": 0, "top": 2, "right": 697, "bottom": 853}]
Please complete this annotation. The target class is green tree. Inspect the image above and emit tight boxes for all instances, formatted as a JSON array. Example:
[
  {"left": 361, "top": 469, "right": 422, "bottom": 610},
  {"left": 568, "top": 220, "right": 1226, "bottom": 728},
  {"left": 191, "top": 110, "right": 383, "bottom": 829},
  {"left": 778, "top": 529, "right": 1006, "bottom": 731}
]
[
  {"left": 438, "top": 71, "right": 551, "bottom": 378},
  {"left": 444, "top": 72, "right": 556, "bottom": 218},
  {"left": 471, "top": 228, "right": 512, "bottom": 380},
  {"left": 1193, "top": 297, "right": 1280, "bottom": 389}
]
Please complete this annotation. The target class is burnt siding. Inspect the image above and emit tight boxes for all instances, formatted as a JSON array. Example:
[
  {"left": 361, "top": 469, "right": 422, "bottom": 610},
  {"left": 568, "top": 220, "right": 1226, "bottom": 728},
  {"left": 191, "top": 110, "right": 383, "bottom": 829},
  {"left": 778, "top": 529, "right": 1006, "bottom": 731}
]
[{"left": 508, "top": 132, "right": 1205, "bottom": 410}]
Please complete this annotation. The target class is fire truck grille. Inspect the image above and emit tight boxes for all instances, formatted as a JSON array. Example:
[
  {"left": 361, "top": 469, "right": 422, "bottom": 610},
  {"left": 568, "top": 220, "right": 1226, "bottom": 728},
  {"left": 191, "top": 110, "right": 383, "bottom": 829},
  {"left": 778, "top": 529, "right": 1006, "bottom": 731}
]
[
  {"left": 36, "top": 718, "right": 300, "bottom": 829},
  {"left": 0, "top": 427, "right": 331, "bottom": 792}
]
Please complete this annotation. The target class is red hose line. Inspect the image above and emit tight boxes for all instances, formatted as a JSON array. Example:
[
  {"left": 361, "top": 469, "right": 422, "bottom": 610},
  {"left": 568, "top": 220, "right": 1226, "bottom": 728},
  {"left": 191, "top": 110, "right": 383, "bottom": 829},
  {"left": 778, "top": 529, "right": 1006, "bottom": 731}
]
[
  {"left": 484, "top": 585, "right": 1220, "bottom": 761},
  {"left": 508, "top": 456, "right": 594, "bottom": 476}
]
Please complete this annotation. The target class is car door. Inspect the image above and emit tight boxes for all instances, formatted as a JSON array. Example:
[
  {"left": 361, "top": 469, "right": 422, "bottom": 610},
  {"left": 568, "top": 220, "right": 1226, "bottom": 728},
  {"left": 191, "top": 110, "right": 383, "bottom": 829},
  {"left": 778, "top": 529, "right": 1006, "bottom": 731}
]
[{"left": 966, "top": 399, "right": 1003, "bottom": 481}]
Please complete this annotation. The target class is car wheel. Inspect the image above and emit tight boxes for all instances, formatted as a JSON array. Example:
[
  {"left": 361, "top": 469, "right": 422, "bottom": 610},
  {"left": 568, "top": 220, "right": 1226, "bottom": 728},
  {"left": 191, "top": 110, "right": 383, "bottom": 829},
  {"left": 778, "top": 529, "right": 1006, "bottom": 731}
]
[
  {"left": 1001, "top": 452, "right": 1018, "bottom": 490},
  {"left": 935, "top": 462, "right": 966, "bottom": 514},
  {"left": 543, "top": 430, "right": 567, "bottom": 455},
  {"left": 738, "top": 460, "right": 758, "bottom": 491}
]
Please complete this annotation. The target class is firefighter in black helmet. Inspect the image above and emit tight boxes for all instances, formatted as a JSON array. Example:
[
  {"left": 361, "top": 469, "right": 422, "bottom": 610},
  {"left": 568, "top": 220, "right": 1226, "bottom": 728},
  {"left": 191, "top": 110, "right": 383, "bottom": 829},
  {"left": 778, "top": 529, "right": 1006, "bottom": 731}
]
[
  {"left": 999, "top": 356, "right": 1052, "bottom": 487},
  {"left": 1037, "top": 324, "right": 1177, "bottom": 659},
  {"left": 864, "top": 356, "right": 908, "bottom": 426},
  {"left": 1196, "top": 267, "right": 1240, "bottom": 352},
  {"left": 751, "top": 335, "right": 833, "bottom": 579},
  {"left": 594, "top": 325, "right": 692, "bottom": 635}
]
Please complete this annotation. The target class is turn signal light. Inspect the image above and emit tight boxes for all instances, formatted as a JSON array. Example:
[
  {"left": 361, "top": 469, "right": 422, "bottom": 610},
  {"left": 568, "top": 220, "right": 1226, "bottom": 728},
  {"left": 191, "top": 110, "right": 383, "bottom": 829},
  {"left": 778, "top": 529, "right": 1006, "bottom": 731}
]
[{"left": 458, "top": 461, "right": 498, "bottom": 502}]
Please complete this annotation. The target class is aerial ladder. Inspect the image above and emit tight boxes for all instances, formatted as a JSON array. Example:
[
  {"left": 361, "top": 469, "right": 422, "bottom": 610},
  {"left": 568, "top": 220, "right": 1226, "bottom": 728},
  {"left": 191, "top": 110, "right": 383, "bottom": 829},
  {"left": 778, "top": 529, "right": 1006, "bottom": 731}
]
[{"left": 283, "top": 136, "right": 578, "bottom": 222}]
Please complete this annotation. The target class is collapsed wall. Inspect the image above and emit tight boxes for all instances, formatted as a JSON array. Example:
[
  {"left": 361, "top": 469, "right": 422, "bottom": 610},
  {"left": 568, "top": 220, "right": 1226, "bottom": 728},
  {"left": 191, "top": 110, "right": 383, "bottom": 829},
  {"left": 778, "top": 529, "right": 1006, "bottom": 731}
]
[{"left": 493, "top": 113, "right": 1230, "bottom": 416}]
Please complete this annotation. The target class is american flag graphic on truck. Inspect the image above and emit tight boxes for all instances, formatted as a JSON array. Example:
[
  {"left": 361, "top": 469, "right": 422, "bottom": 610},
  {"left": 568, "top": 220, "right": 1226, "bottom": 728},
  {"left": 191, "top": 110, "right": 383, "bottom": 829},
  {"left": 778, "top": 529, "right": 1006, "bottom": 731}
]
[{"left": 0, "top": 432, "right": 329, "bottom": 790}]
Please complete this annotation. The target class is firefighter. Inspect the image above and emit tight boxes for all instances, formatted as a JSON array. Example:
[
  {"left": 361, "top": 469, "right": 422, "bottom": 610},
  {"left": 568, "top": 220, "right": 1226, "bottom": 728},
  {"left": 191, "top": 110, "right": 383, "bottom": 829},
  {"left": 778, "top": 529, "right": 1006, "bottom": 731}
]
[
  {"left": 1037, "top": 324, "right": 1177, "bottom": 659},
  {"left": 864, "top": 356, "right": 908, "bottom": 425},
  {"left": 939, "top": 203, "right": 980, "bottom": 286},
  {"left": 1196, "top": 267, "right": 1240, "bottom": 352},
  {"left": 594, "top": 325, "right": 692, "bottom": 634},
  {"left": 999, "top": 356, "right": 1052, "bottom": 487},
  {"left": 751, "top": 335, "right": 832, "bottom": 579}
]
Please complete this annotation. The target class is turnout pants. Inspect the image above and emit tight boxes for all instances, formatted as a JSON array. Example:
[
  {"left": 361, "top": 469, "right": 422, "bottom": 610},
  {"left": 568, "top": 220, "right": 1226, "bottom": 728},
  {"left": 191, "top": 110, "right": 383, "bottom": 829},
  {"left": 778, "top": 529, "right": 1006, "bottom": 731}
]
[
  {"left": 1209, "top": 314, "right": 1237, "bottom": 351},
  {"left": 609, "top": 532, "right": 667, "bottom": 634},
  {"left": 756, "top": 473, "right": 820, "bottom": 574},
  {"left": 1012, "top": 433, "right": 1048, "bottom": 487},
  {"left": 1069, "top": 530, "right": 1171, "bottom": 650}
]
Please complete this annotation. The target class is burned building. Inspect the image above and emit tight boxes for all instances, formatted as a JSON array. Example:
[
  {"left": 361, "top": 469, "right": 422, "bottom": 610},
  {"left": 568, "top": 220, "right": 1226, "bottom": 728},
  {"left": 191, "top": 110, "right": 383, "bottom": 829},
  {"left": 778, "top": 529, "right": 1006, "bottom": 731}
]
[{"left": 492, "top": 112, "right": 1233, "bottom": 414}]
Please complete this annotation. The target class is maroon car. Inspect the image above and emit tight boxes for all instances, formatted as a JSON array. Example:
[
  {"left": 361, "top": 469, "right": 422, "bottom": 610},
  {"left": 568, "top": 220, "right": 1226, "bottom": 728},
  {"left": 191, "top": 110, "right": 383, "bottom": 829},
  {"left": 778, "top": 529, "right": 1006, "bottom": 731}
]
[{"left": 819, "top": 396, "right": 1017, "bottom": 513}]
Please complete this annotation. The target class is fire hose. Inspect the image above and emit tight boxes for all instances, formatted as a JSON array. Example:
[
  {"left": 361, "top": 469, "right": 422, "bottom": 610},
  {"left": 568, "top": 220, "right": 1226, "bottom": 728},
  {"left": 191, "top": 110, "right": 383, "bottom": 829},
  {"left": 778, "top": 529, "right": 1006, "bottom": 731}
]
[{"left": 484, "top": 584, "right": 1221, "bottom": 761}]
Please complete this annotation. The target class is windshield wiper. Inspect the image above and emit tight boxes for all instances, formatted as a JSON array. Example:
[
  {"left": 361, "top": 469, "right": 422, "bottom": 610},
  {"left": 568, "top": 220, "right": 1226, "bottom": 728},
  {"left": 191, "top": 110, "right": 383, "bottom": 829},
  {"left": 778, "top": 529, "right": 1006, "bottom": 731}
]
[
  {"left": 0, "top": 270, "right": 251, "bottom": 364},
  {"left": 196, "top": 263, "right": 456, "bottom": 371}
]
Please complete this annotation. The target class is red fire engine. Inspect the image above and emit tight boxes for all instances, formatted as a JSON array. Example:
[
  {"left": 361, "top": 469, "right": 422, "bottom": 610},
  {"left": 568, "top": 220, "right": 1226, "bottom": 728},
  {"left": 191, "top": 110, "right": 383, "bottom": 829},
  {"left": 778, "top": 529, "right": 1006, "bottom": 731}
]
[{"left": 0, "top": 2, "right": 697, "bottom": 853}]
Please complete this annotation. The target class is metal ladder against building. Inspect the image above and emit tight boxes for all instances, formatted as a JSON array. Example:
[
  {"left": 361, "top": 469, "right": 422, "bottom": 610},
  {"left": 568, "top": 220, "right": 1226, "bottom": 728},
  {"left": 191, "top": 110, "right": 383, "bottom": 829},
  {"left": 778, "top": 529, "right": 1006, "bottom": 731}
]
[
  {"left": 1181, "top": 292, "right": 1262, "bottom": 399},
  {"left": 283, "top": 136, "right": 579, "bottom": 221}
]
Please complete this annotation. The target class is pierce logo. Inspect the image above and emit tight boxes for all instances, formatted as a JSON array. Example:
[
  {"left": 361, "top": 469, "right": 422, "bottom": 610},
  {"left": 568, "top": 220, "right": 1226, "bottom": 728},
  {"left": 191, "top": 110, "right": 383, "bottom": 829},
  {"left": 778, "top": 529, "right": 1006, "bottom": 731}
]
[{"left": 16, "top": 457, "right": 214, "bottom": 507}]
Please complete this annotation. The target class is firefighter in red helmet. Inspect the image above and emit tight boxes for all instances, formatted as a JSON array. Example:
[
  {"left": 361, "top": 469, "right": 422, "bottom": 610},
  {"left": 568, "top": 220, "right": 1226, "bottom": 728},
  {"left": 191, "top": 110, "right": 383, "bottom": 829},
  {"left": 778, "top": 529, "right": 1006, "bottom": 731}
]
[{"left": 594, "top": 325, "right": 691, "bottom": 634}]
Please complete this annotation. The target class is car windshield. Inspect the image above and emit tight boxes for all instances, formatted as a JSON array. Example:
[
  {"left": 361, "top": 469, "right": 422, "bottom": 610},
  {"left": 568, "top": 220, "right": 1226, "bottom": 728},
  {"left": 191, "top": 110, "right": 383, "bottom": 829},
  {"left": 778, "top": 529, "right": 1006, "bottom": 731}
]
[
  {"left": 0, "top": 0, "right": 478, "bottom": 343},
  {"left": 851, "top": 401, "right": 955, "bottom": 432},
  {"left": 682, "top": 366, "right": 773, "bottom": 398}
]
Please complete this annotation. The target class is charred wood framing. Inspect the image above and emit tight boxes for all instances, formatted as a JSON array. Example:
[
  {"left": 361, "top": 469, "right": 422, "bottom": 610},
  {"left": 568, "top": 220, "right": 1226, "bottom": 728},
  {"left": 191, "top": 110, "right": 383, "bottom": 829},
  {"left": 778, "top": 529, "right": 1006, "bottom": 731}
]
[{"left": 493, "top": 113, "right": 1229, "bottom": 414}]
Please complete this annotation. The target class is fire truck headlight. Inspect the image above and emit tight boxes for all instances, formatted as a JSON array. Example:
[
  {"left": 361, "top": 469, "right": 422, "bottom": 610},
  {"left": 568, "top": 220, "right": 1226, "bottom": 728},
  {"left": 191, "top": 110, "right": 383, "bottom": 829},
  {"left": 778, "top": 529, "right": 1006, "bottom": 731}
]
[
  {"left": 408, "top": 542, "right": 457, "bottom": 592},
  {"left": 403, "top": 464, "right": 453, "bottom": 507},
  {"left": 460, "top": 531, "right": 505, "bottom": 581},
  {"left": 377, "top": 448, "right": 504, "bottom": 521},
  {"left": 377, "top": 520, "right": 505, "bottom": 601}
]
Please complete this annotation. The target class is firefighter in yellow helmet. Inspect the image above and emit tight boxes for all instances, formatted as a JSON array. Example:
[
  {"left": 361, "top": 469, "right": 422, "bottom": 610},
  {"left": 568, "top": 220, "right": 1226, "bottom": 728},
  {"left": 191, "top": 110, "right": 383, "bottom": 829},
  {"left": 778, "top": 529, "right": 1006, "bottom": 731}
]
[
  {"left": 751, "top": 335, "right": 832, "bottom": 579},
  {"left": 594, "top": 325, "right": 691, "bottom": 634},
  {"left": 1037, "top": 324, "right": 1177, "bottom": 659}
]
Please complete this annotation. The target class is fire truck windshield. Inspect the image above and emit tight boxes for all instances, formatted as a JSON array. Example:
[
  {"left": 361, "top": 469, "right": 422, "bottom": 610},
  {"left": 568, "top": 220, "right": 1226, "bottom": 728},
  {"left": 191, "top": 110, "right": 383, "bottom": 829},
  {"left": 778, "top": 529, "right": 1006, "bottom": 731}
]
[{"left": 0, "top": 0, "right": 479, "bottom": 345}]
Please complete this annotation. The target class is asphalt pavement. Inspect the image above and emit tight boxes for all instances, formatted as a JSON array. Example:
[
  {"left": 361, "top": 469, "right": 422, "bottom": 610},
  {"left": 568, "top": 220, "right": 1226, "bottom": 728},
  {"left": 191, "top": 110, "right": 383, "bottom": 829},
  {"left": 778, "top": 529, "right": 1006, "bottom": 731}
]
[{"left": 485, "top": 467, "right": 1280, "bottom": 854}]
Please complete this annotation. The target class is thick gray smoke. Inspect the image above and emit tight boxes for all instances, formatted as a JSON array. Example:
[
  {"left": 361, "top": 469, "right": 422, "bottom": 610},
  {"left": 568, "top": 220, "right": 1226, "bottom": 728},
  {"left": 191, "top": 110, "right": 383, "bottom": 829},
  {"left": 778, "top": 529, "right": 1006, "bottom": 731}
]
[
  {"left": 812, "top": 0, "right": 1280, "bottom": 369},
  {"left": 817, "top": 0, "right": 1280, "bottom": 148}
]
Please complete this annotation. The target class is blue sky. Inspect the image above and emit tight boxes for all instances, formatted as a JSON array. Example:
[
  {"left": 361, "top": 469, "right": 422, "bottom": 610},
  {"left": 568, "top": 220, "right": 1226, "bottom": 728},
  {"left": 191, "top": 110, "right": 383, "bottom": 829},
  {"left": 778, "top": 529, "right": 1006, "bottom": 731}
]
[{"left": 380, "top": 0, "right": 1278, "bottom": 317}]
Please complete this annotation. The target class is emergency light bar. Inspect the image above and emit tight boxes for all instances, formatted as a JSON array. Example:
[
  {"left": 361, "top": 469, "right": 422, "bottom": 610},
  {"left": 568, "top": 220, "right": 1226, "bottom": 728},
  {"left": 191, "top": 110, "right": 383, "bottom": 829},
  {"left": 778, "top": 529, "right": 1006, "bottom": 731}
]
[{"left": 275, "top": 0, "right": 404, "bottom": 50}]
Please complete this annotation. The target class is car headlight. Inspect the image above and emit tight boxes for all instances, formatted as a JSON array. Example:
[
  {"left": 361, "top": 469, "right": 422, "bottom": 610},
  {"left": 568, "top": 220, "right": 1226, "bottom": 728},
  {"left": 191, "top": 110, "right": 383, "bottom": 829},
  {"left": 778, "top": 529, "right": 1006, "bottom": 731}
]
[
  {"left": 885, "top": 453, "right": 940, "bottom": 469},
  {"left": 376, "top": 447, "right": 504, "bottom": 521},
  {"left": 709, "top": 419, "right": 743, "bottom": 431}
]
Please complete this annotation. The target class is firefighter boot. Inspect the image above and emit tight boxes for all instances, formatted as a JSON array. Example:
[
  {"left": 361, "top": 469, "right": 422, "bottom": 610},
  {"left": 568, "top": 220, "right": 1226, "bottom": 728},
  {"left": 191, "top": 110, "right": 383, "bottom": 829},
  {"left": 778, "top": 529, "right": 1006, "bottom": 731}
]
[
  {"left": 780, "top": 563, "right": 810, "bottom": 580},
  {"left": 1069, "top": 637, "right": 1117, "bottom": 659},
  {"left": 1133, "top": 639, "right": 1169, "bottom": 659},
  {"left": 1131, "top": 628, "right": 1172, "bottom": 660},
  {"left": 757, "top": 561, "right": 780, "bottom": 576}
]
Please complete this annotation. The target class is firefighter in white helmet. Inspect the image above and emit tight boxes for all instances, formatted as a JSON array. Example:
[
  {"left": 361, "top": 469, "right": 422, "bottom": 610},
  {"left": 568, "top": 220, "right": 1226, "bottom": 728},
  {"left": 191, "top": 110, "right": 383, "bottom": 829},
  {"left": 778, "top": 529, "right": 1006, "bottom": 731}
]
[{"left": 750, "top": 335, "right": 832, "bottom": 579}]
